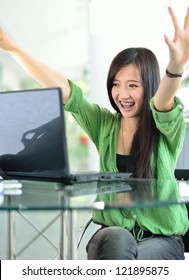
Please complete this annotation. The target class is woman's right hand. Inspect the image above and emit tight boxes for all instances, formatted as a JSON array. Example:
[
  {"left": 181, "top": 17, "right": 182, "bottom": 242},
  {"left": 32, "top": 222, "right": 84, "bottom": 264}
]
[
  {"left": 0, "top": 27, "right": 17, "bottom": 52},
  {"left": 0, "top": 27, "right": 71, "bottom": 104}
]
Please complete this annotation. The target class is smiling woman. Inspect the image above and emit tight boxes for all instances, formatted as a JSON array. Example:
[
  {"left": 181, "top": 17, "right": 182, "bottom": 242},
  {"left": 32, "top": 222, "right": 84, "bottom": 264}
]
[
  {"left": 111, "top": 65, "right": 144, "bottom": 117},
  {"left": 107, "top": 48, "right": 160, "bottom": 178},
  {"left": 0, "top": 4, "right": 189, "bottom": 260}
]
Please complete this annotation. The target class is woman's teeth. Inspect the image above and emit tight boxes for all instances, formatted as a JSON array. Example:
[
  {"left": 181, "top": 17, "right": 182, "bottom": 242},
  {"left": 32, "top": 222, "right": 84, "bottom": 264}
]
[{"left": 120, "top": 101, "right": 134, "bottom": 109}]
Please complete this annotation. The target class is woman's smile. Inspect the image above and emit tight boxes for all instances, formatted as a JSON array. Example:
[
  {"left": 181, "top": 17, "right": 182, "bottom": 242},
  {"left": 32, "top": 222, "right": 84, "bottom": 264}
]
[{"left": 112, "top": 64, "right": 144, "bottom": 118}]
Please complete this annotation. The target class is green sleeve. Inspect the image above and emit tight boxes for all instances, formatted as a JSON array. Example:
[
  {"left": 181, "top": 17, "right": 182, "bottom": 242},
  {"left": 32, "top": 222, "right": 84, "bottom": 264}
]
[
  {"left": 150, "top": 97, "right": 186, "bottom": 155},
  {"left": 64, "top": 80, "right": 110, "bottom": 147}
]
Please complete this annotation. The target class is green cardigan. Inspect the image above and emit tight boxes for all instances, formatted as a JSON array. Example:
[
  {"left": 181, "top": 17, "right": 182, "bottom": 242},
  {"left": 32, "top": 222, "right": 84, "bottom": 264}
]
[{"left": 65, "top": 80, "right": 189, "bottom": 237}]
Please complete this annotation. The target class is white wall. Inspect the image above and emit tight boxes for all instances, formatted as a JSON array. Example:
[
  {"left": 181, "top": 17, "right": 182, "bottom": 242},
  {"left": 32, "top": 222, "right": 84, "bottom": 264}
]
[{"left": 0, "top": 0, "right": 89, "bottom": 78}]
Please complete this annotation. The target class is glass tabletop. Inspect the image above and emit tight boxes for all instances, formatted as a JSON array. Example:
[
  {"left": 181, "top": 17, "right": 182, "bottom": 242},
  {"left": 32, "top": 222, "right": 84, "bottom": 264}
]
[{"left": 0, "top": 178, "right": 189, "bottom": 210}]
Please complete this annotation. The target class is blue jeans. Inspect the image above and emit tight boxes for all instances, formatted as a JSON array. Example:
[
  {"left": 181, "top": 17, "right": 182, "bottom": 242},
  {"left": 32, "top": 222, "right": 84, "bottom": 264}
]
[{"left": 86, "top": 226, "right": 185, "bottom": 260}]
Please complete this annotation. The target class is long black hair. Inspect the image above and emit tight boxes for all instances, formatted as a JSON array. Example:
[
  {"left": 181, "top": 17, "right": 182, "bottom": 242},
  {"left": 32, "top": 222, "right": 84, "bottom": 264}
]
[{"left": 107, "top": 48, "right": 160, "bottom": 178}]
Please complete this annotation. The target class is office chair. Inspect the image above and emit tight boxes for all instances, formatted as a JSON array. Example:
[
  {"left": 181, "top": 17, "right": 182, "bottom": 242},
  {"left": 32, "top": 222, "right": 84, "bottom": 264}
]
[
  {"left": 174, "top": 169, "right": 189, "bottom": 253},
  {"left": 77, "top": 217, "right": 93, "bottom": 249}
]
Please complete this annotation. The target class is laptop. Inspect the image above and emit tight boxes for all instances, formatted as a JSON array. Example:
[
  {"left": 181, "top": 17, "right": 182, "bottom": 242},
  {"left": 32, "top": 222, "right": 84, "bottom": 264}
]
[{"left": 0, "top": 87, "right": 131, "bottom": 185}]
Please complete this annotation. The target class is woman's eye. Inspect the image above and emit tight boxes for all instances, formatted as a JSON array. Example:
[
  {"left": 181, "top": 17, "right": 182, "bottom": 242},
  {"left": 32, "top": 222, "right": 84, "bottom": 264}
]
[
  {"left": 112, "top": 82, "right": 119, "bottom": 87},
  {"left": 129, "top": 84, "right": 138, "bottom": 88}
]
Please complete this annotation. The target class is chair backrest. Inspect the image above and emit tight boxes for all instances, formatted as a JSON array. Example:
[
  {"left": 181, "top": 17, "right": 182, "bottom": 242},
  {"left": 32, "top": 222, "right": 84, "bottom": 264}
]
[
  {"left": 174, "top": 169, "right": 189, "bottom": 181},
  {"left": 174, "top": 169, "right": 189, "bottom": 252}
]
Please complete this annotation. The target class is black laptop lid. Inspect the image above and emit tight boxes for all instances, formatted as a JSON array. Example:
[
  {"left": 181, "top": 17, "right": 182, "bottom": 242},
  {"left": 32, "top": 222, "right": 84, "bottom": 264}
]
[{"left": 0, "top": 87, "right": 70, "bottom": 181}]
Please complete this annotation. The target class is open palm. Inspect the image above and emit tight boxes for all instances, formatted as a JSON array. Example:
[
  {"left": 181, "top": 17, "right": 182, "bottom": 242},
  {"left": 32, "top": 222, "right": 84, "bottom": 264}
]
[{"left": 165, "top": 7, "right": 189, "bottom": 65}]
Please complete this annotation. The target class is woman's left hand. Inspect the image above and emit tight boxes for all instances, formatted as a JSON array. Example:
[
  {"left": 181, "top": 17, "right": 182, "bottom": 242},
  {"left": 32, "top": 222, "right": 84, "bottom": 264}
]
[{"left": 164, "top": 6, "right": 189, "bottom": 69}]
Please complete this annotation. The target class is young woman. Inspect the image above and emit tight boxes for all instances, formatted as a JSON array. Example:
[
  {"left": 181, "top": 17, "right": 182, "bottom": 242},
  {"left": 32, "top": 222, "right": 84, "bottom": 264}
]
[{"left": 0, "top": 7, "right": 189, "bottom": 259}]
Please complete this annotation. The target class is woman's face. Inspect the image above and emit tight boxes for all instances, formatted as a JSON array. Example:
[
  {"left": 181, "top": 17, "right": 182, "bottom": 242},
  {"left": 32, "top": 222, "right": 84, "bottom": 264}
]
[{"left": 111, "top": 64, "right": 144, "bottom": 119}]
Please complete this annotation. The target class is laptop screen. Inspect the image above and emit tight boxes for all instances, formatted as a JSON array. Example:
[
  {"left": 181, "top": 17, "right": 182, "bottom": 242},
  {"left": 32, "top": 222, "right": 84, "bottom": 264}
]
[{"left": 0, "top": 88, "right": 70, "bottom": 181}]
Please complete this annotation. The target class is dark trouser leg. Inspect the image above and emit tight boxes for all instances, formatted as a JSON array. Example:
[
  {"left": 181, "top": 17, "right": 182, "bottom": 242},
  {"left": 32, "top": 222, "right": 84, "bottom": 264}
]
[{"left": 87, "top": 226, "right": 137, "bottom": 260}]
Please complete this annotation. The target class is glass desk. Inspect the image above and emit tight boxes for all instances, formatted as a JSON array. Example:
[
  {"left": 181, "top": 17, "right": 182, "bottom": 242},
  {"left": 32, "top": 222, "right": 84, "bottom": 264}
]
[{"left": 0, "top": 178, "right": 189, "bottom": 259}]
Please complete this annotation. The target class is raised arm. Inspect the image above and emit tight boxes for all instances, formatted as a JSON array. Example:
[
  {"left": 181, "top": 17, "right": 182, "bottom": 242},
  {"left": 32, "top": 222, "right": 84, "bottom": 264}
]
[
  {"left": 0, "top": 28, "right": 71, "bottom": 104},
  {"left": 154, "top": 6, "right": 189, "bottom": 111}
]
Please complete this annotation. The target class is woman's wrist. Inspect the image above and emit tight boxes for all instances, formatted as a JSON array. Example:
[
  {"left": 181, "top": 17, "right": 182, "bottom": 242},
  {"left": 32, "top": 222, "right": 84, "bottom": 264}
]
[
  {"left": 166, "top": 63, "right": 185, "bottom": 78},
  {"left": 10, "top": 47, "right": 28, "bottom": 62},
  {"left": 167, "top": 62, "right": 184, "bottom": 74},
  {"left": 166, "top": 68, "right": 183, "bottom": 78}
]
